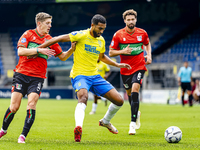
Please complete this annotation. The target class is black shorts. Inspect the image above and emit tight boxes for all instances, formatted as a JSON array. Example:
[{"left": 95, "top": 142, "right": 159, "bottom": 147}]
[
  {"left": 12, "top": 72, "right": 44, "bottom": 97},
  {"left": 181, "top": 82, "right": 191, "bottom": 92},
  {"left": 121, "top": 70, "right": 145, "bottom": 90}
]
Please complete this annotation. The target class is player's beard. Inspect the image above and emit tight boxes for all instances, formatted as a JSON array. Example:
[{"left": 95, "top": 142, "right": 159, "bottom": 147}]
[
  {"left": 93, "top": 30, "right": 101, "bottom": 38},
  {"left": 127, "top": 23, "right": 135, "bottom": 30}
]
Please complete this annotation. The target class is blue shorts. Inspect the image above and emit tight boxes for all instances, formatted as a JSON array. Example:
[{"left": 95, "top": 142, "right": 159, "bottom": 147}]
[{"left": 71, "top": 75, "right": 114, "bottom": 97}]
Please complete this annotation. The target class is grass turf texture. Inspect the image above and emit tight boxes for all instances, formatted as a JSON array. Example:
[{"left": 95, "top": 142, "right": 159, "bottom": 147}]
[{"left": 0, "top": 99, "right": 199, "bottom": 150}]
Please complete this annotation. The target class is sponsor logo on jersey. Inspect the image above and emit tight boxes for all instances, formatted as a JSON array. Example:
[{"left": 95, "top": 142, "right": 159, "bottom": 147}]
[
  {"left": 84, "top": 44, "right": 100, "bottom": 55},
  {"left": 131, "top": 46, "right": 142, "bottom": 51},
  {"left": 78, "top": 82, "right": 81, "bottom": 86},
  {"left": 71, "top": 31, "right": 78, "bottom": 36},
  {"left": 21, "top": 38, "right": 26, "bottom": 43},
  {"left": 16, "top": 83, "right": 22, "bottom": 90},
  {"left": 137, "top": 36, "right": 142, "bottom": 41},
  {"left": 137, "top": 72, "right": 142, "bottom": 80}
]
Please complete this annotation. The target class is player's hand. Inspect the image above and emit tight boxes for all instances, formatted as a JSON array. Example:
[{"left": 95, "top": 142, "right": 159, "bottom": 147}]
[
  {"left": 122, "top": 44, "right": 132, "bottom": 55},
  {"left": 70, "top": 42, "right": 77, "bottom": 51},
  {"left": 39, "top": 48, "right": 56, "bottom": 57},
  {"left": 144, "top": 55, "right": 152, "bottom": 65},
  {"left": 117, "top": 63, "right": 132, "bottom": 70}
]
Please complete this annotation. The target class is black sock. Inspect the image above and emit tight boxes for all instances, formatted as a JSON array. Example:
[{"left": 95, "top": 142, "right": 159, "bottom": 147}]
[
  {"left": 21, "top": 109, "right": 35, "bottom": 137},
  {"left": 181, "top": 95, "right": 184, "bottom": 105},
  {"left": 2, "top": 107, "right": 15, "bottom": 130},
  {"left": 128, "top": 95, "right": 131, "bottom": 105},
  {"left": 189, "top": 95, "right": 193, "bottom": 106},
  {"left": 131, "top": 92, "right": 139, "bottom": 122}
]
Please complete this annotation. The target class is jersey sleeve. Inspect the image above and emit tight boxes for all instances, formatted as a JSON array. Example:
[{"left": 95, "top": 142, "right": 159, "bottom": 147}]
[
  {"left": 48, "top": 35, "right": 63, "bottom": 57},
  {"left": 100, "top": 38, "right": 106, "bottom": 53},
  {"left": 17, "top": 30, "right": 30, "bottom": 48},
  {"left": 109, "top": 32, "right": 120, "bottom": 50},
  {"left": 143, "top": 31, "right": 150, "bottom": 45},
  {"left": 50, "top": 43, "right": 63, "bottom": 57},
  {"left": 69, "top": 30, "right": 85, "bottom": 42}
]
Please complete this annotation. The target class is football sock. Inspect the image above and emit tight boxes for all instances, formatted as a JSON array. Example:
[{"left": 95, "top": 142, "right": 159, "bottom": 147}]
[
  {"left": 128, "top": 95, "right": 131, "bottom": 105},
  {"left": 75, "top": 103, "right": 86, "bottom": 127},
  {"left": 2, "top": 107, "right": 15, "bottom": 131},
  {"left": 91, "top": 103, "right": 97, "bottom": 112},
  {"left": 103, "top": 103, "right": 121, "bottom": 124},
  {"left": 131, "top": 92, "right": 139, "bottom": 122},
  {"left": 21, "top": 109, "right": 35, "bottom": 137},
  {"left": 181, "top": 95, "right": 184, "bottom": 105},
  {"left": 189, "top": 95, "right": 193, "bottom": 106}
]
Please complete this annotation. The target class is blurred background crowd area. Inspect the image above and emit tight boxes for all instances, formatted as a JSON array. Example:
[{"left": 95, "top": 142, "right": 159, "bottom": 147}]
[{"left": 0, "top": 0, "right": 199, "bottom": 91}]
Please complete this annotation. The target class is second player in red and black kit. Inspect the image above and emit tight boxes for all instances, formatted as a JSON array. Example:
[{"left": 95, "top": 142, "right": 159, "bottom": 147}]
[{"left": 109, "top": 9, "right": 152, "bottom": 135}]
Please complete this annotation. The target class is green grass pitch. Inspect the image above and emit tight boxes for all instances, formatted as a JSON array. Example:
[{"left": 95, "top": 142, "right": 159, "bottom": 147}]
[{"left": 0, "top": 99, "right": 200, "bottom": 150}]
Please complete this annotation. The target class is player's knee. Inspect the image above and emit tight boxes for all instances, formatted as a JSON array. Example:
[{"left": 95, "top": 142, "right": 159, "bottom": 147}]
[
  {"left": 10, "top": 105, "right": 19, "bottom": 113},
  {"left": 27, "top": 101, "right": 37, "bottom": 109},
  {"left": 116, "top": 95, "right": 124, "bottom": 106},
  {"left": 79, "top": 94, "right": 88, "bottom": 103}
]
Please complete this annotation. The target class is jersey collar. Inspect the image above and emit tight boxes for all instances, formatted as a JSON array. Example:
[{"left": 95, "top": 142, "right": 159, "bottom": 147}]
[
  {"left": 125, "top": 27, "right": 136, "bottom": 35},
  {"left": 35, "top": 29, "right": 45, "bottom": 38}
]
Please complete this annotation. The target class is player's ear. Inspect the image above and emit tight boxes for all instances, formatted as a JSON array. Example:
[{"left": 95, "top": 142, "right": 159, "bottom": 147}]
[{"left": 37, "top": 21, "right": 42, "bottom": 27}]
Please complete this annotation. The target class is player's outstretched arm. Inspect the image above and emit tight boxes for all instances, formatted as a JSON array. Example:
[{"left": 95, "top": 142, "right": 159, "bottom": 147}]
[
  {"left": 144, "top": 42, "right": 152, "bottom": 65},
  {"left": 99, "top": 53, "right": 131, "bottom": 70},
  {"left": 18, "top": 47, "right": 55, "bottom": 57},
  {"left": 109, "top": 44, "right": 132, "bottom": 57},
  {"left": 58, "top": 42, "right": 77, "bottom": 61},
  {"left": 38, "top": 34, "right": 71, "bottom": 48}
]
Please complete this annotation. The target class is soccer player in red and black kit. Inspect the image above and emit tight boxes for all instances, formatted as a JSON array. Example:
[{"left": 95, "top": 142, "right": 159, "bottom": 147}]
[
  {"left": 109, "top": 9, "right": 152, "bottom": 135},
  {"left": 0, "top": 12, "right": 76, "bottom": 143}
]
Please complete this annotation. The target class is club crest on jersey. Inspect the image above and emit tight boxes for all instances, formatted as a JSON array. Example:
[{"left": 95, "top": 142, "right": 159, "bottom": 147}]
[
  {"left": 21, "top": 38, "right": 26, "bottom": 43},
  {"left": 16, "top": 84, "right": 22, "bottom": 90},
  {"left": 123, "top": 38, "right": 126, "bottom": 41},
  {"left": 137, "top": 36, "right": 142, "bottom": 41}
]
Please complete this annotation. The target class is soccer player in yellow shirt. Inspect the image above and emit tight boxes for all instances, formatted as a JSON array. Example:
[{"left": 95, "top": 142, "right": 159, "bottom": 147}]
[{"left": 39, "top": 14, "right": 131, "bottom": 142}]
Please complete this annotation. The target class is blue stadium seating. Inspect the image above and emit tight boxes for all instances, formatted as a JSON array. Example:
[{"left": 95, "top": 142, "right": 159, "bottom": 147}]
[{"left": 153, "top": 27, "right": 200, "bottom": 71}]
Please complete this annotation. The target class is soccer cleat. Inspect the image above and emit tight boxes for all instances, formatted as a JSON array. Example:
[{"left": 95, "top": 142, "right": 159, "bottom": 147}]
[
  {"left": 74, "top": 126, "right": 82, "bottom": 142},
  {"left": 136, "top": 111, "right": 141, "bottom": 130},
  {"left": 129, "top": 122, "right": 136, "bottom": 135},
  {"left": 0, "top": 129, "right": 7, "bottom": 138},
  {"left": 18, "top": 135, "right": 26, "bottom": 143},
  {"left": 89, "top": 111, "right": 95, "bottom": 115},
  {"left": 99, "top": 119, "right": 118, "bottom": 134}
]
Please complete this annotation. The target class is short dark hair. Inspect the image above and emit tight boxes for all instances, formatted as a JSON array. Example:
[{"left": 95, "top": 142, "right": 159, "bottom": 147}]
[{"left": 91, "top": 14, "right": 106, "bottom": 25}]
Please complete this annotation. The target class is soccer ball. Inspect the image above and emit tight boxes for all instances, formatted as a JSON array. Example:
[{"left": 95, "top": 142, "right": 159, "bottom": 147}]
[{"left": 164, "top": 126, "right": 182, "bottom": 143}]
